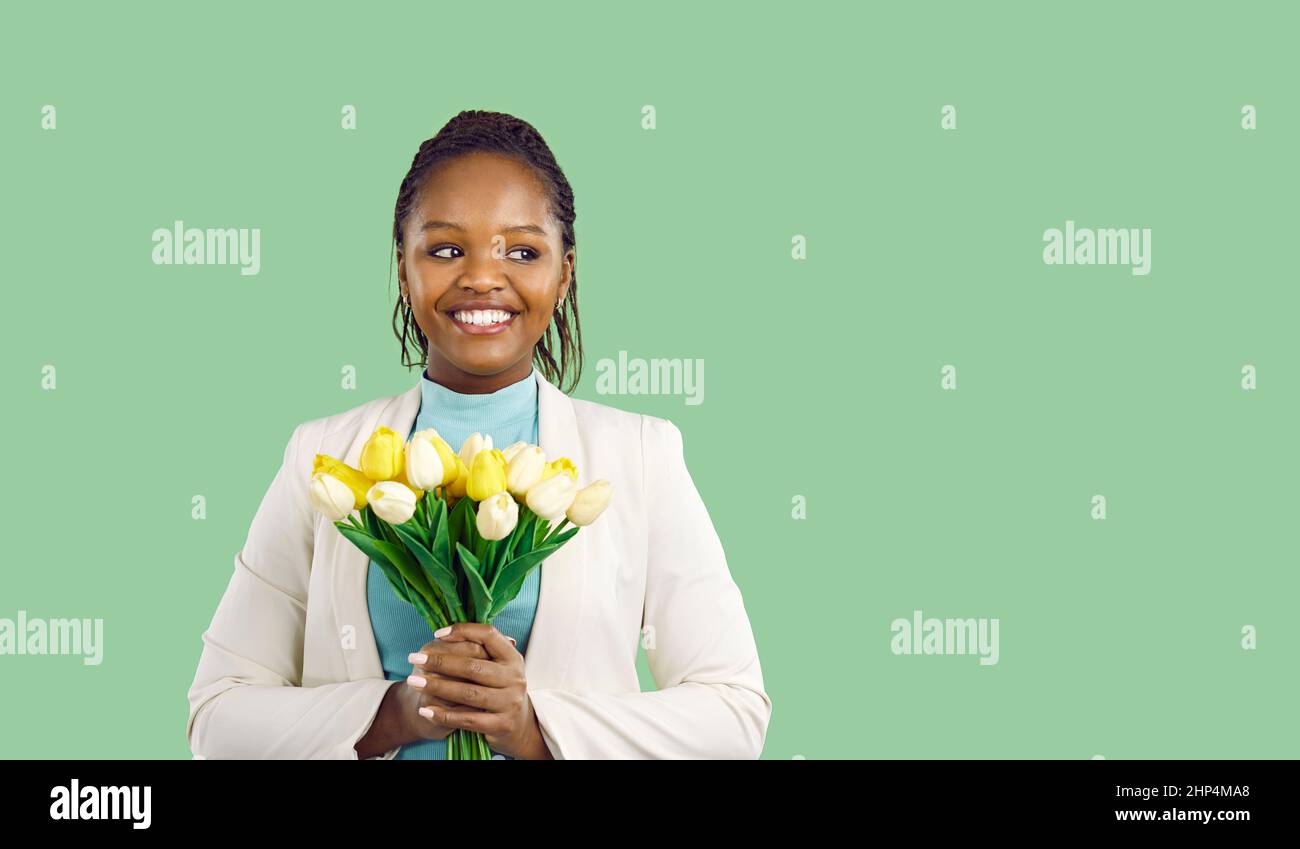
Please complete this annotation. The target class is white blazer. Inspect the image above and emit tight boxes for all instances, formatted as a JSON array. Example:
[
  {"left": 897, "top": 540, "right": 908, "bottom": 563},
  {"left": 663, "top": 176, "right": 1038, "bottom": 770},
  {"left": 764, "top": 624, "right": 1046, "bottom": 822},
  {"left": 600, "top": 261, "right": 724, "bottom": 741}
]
[{"left": 186, "top": 367, "right": 772, "bottom": 759}]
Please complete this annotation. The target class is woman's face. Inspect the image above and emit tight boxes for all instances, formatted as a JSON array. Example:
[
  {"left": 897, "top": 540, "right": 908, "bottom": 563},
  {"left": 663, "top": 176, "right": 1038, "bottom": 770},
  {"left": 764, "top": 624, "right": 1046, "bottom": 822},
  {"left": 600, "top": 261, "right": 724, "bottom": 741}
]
[{"left": 398, "top": 151, "right": 573, "bottom": 393}]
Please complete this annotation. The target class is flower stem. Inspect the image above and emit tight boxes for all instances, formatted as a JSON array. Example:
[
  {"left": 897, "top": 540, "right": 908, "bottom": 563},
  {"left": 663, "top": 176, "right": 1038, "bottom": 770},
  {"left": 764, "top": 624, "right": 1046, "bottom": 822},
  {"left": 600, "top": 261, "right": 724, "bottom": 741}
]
[{"left": 543, "top": 517, "right": 570, "bottom": 545}]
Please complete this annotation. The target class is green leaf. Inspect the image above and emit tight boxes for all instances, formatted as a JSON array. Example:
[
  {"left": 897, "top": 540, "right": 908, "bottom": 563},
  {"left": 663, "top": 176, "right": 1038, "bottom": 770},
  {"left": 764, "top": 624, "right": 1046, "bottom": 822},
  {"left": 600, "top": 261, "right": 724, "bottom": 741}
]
[
  {"left": 403, "top": 576, "right": 446, "bottom": 632},
  {"left": 485, "top": 525, "right": 578, "bottom": 621},
  {"left": 548, "top": 526, "right": 580, "bottom": 548},
  {"left": 511, "top": 511, "right": 539, "bottom": 560},
  {"left": 362, "top": 505, "right": 383, "bottom": 537},
  {"left": 410, "top": 498, "right": 428, "bottom": 544},
  {"left": 485, "top": 542, "right": 558, "bottom": 621},
  {"left": 455, "top": 494, "right": 483, "bottom": 551},
  {"left": 455, "top": 542, "right": 494, "bottom": 623},
  {"left": 447, "top": 495, "right": 471, "bottom": 546},
  {"left": 390, "top": 519, "right": 465, "bottom": 622},
  {"left": 466, "top": 508, "right": 483, "bottom": 556},
  {"left": 429, "top": 497, "right": 452, "bottom": 571},
  {"left": 338, "top": 525, "right": 411, "bottom": 604},
  {"left": 501, "top": 509, "right": 527, "bottom": 563},
  {"left": 372, "top": 537, "right": 438, "bottom": 611},
  {"left": 479, "top": 539, "right": 497, "bottom": 585}
]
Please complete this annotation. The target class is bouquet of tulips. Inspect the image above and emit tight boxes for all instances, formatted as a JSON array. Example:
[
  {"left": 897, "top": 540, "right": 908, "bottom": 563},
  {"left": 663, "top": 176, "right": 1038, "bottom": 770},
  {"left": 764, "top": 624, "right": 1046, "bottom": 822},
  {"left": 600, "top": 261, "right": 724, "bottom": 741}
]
[{"left": 306, "top": 425, "right": 613, "bottom": 759}]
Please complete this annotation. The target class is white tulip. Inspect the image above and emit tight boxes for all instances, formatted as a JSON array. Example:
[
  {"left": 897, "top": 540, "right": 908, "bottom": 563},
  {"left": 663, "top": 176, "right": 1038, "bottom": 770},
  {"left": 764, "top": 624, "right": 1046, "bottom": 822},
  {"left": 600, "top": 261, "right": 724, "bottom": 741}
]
[
  {"left": 309, "top": 472, "right": 355, "bottom": 522},
  {"left": 501, "top": 441, "right": 530, "bottom": 464},
  {"left": 525, "top": 472, "right": 578, "bottom": 523},
  {"left": 476, "top": 491, "right": 519, "bottom": 541},
  {"left": 459, "top": 432, "right": 493, "bottom": 470},
  {"left": 506, "top": 445, "right": 547, "bottom": 498},
  {"left": 367, "top": 480, "right": 418, "bottom": 524},
  {"left": 405, "top": 430, "right": 446, "bottom": 491},
  {"left": 567, "top": 479, "right": 613, "bottom": 526}
]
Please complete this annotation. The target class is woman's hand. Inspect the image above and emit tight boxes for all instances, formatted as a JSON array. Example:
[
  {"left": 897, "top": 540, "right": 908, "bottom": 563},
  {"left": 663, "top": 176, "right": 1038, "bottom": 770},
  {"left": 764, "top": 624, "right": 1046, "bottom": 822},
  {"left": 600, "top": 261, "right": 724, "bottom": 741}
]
[
  {"left": 406, "top": 623, "right": 554, "bottom": 760},
  {"left": 400, "top": 637, "right": 497, "bottom": 742}
]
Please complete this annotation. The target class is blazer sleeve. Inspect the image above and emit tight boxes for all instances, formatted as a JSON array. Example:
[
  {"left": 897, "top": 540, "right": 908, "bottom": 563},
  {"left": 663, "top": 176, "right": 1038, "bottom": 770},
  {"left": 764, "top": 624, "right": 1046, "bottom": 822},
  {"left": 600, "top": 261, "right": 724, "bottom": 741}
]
[
  {"left": 185, "top": 422, "right": 400, "bottom": 760},
  {"left": 527, "top": 415, "right": 773, "bottom": 759}
]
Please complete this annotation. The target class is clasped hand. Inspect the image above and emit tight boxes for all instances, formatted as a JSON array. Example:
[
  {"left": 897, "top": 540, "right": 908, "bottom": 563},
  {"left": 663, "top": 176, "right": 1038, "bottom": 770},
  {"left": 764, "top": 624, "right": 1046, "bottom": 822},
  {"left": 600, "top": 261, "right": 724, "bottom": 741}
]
[{"left": 403, "top": 622, "right": 551, "bottom": 760}]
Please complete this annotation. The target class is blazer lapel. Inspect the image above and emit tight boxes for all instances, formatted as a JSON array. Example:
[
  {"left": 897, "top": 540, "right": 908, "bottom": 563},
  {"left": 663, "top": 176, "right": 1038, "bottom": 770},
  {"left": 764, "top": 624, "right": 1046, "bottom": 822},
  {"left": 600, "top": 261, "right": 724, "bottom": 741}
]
[
  {"left": 330, "top": 368, "right": 588, "bottom": 693},
  {"left": 329, "top": 382, "right": 420, "bottom": 682}
]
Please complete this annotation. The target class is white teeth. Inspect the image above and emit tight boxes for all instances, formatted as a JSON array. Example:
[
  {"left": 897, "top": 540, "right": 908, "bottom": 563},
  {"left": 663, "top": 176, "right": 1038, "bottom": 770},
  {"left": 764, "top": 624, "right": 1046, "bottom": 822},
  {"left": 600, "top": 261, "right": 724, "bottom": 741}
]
[{"left": 454, "top": 309, "right": 513, "bottom": 326}]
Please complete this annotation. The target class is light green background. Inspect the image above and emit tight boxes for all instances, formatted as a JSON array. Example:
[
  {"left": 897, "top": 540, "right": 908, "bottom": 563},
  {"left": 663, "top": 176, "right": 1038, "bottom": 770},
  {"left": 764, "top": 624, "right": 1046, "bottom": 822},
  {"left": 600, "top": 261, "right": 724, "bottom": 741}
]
[{"left": 1, "top": 1, "right": 1295, "bottom": 758}]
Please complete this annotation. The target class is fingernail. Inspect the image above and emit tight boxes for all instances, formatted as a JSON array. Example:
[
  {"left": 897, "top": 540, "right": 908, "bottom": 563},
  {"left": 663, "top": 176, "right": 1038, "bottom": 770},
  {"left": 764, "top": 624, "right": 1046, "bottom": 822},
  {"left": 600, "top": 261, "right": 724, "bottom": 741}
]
[
  {"left": 408, "top": 652, "right": 428, "bottom": 664},
  {"left": 418, "top": 707, "right": 435, "bottom": 720},
  {"left": 508, "top": 637, "right": 517, "bottom": 646},
  {"left": 434, "top": 626, "right": 452, "bottom": 638},
  {"left": 407, "top": 674, "right": 427, "bottom": 688}
]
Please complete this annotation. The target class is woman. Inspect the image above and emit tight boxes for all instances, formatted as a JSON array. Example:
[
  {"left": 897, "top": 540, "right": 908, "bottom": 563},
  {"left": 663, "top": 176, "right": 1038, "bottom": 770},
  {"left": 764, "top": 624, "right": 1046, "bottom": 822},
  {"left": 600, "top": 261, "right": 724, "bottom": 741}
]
[{"left": 186, "top": 110, "right": 771, "bottom": 759}]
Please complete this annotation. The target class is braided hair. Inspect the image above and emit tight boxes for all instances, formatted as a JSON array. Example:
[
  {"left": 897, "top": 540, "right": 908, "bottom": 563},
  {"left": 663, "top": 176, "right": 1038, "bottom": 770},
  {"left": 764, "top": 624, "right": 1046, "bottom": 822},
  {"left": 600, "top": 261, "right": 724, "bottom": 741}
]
[{"left": 391, "top": 110, "right": 584, "bottom": 394}]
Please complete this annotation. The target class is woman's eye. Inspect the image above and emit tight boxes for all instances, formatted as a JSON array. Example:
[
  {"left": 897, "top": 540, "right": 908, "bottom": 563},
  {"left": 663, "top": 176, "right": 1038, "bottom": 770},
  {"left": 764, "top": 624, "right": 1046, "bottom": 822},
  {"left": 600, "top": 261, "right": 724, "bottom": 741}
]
[{"left": 426, "top": 246, "right": 535, "bottom": 260}]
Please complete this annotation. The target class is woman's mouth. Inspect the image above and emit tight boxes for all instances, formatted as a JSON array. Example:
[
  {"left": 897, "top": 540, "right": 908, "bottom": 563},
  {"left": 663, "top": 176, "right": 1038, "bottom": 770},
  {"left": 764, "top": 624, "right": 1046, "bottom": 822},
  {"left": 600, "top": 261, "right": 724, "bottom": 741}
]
[{"left": 446, "top": 309, "right": 519, "bottom": 335}]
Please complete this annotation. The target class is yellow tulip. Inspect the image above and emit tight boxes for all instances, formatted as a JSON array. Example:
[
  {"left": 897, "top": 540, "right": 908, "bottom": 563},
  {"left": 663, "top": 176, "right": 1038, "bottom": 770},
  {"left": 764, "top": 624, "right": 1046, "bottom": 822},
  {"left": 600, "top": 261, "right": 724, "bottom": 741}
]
[
  {"left": 447, "top": 454, "right": 470, "bottom": 499},
  {"left": 360, "top": 426, "right": 405, "bottom": 481},
  {"left": 467, "top": 448, "right": 508, "bottom": 502},
  {"left": 312, "top": 454, "right": 373, "bottom": 509},
  {"left": 539, "top": 457, "right": 578, "bottom": 482},
  {"left": 458, "top": 432, "right": 492, "bottom": 470},
  {"left": 431, "top": 435, "right": 461, "bottom": 487}
]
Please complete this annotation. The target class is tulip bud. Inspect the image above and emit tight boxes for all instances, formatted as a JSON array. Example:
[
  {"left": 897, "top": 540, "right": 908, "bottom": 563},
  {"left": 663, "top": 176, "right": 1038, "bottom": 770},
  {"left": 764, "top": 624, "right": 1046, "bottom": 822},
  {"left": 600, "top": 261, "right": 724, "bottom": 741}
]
[
  {"left": 501, "top": 441, "right": 529, "bottom": 464},
  {"left": 367, "top": 480, "right": 418, "bottom": 524},
  {"left": 506, "top": 445, "right": 546, "bottom": 499},
  {"left": 467, "top": 448, "right": 508, "bottom": 502},
  {"left": 458, "top": 432, "right": 493, "bottom": 471},
  {"left": 405, "top": 430, "right": 448, "bottom": 491},
  {"left": 539, "top": 457, "right": 578, "bottom": 482},
  {"left": 567, "top": 480, "right": 613, "bottom": 526},
  {"left": 309, "top": 472, "right": 356, "bottom": 521},
  {"left": 312, "top": 454, "right": 373, "bottom": 509},
  {"left": 360, "top": 426, "right": 405, "bottom": 481},
  {"left": 476, "top": 491, "right": 519, "bottom": 541},
  {"left": 525, "top": 472, "right": 578, "bottom": 522}
]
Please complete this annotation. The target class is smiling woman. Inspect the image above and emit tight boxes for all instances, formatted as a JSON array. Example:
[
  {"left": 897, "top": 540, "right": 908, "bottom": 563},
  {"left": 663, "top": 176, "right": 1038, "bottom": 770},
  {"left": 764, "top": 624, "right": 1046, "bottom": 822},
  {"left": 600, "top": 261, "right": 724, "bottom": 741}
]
[
  {"left": 390, "top": 120, "right": 583, "bottom": 396},
  {"left": 186, "top": 110, "right": 772, "bottom": 761}
]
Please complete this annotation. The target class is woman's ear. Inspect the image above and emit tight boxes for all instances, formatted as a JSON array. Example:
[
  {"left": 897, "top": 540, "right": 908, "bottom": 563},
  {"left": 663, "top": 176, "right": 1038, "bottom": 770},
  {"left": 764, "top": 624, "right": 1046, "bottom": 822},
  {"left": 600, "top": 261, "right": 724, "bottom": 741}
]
[{"left": 558, "top": 249, "right": 575, "bottom": 302}]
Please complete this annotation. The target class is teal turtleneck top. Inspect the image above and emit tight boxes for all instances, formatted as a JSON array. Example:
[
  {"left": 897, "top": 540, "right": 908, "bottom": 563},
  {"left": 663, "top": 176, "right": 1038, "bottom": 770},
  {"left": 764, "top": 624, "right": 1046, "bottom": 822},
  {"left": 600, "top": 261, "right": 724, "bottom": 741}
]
[{"left": 366, "top": 365, "right": 542, "bottom": 760}]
